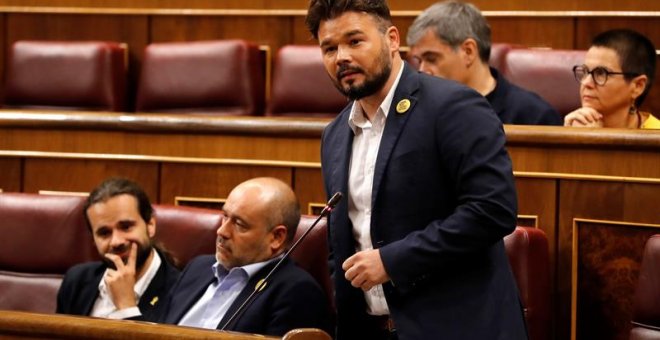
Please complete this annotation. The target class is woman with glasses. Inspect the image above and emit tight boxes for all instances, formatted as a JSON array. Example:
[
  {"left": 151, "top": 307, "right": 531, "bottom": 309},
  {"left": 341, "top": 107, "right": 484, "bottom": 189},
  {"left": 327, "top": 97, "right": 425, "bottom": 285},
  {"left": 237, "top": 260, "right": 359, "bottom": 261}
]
[{"left": 564, "top": 29, "right": 659, "bottom": 129}]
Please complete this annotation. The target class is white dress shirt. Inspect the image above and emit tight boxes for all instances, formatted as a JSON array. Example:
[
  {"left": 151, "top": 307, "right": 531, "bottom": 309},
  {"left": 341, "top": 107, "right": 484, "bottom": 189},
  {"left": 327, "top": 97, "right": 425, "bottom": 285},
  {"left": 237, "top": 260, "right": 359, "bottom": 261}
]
[
  {"left": 347, "top": 63, "right": 404, "bottom": 315},
  {"left": 90, "top": 248, "right": 161, "bottom": 319},
  {"left": 177, "top": 258, "right": 274, "bottom": 329}
]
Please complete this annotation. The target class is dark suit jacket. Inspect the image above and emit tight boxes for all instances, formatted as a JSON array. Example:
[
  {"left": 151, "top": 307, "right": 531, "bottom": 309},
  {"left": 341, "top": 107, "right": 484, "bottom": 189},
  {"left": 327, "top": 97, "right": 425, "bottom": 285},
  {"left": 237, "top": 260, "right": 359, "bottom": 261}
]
[
  {"left": 487, "top": 67, "right": 562, "bottom": 126},
  {"left": 160, "top": 255, "right": 331, "bottom": 337},
  {"left": 56, "top": 252, "right": 180, "bottom": 321},
  {"left": 321, "top": 63, "right": 527, "bottom": 340}
]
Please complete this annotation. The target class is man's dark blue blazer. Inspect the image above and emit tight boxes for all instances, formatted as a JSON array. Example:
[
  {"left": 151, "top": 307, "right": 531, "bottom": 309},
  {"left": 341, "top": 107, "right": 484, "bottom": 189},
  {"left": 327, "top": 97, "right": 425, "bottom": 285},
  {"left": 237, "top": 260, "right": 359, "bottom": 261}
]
[
  {"left": 56, "top": 252, "right": 180, "bottom": 321},
  {"left": 321, "top": 62, "right": 528, "bottom": 340},
  {"left": 159, "top": 255, "right": 332, "bottom": 337}
]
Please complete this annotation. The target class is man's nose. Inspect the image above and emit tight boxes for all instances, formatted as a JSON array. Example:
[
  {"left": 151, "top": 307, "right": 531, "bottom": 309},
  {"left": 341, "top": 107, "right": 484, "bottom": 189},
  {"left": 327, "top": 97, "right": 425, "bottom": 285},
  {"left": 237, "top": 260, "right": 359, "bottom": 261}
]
[
  {"left": 336, "top": 45, "right": 351, "bottom": 64},
  {"left": 109, "top": 231, "right": 126, "bottom": 248},
  {"left": 217, "top": 218, "right": 231, "bottom": 238}
]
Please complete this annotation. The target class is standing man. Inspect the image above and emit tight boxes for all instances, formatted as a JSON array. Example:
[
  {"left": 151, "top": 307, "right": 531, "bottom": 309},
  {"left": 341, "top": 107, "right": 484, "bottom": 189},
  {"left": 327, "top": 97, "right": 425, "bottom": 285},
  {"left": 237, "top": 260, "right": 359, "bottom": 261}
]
[
  {"left": 407, "top": 1, "right": 561, "bottom": 125},
  {"left": 159, "top": 177, "right": 332, "bottom": 336},
  {"left": 57, "top": 178, "right": 179, "bottom": 321},
  {"left": 306, "top": 1, "right": 527, "bottom": 339}
]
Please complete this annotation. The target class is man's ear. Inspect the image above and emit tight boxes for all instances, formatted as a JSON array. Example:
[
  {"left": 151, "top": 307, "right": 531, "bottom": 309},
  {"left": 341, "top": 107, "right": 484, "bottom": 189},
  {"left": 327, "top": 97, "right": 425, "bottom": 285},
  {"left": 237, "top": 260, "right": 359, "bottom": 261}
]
[
  {"left": 269, "top": 225, "right": 288, "bottom": 252},
  {"left": 386, "top": 25, "right": 401, "bottom": 54},
  {"left": 147, "top": 217, "right": 156, "bottom": 238},
  {"left": 460, "top": 38, "right": 479, "bottom": 67}
]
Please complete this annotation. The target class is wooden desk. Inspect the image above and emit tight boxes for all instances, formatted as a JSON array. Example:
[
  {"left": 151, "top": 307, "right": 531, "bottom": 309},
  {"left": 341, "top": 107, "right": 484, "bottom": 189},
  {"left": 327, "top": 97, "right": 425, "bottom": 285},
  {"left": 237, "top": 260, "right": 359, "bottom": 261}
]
[{"left": 0, "top": 310, "right": 330, "bottom": 340}]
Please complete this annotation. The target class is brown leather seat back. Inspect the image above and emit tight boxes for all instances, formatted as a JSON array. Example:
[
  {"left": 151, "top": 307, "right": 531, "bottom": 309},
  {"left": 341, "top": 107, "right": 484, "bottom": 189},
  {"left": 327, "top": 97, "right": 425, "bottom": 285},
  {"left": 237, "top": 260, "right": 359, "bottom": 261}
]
[
  {"left": 152, "top": 204, "right": 223, "bottom": 269},
  {"left": 504, "top": 226, "right": 551, "bottom": 340},
  {"left": 136, "top": 40, "right": 264, "bottom": 115},
  {"left": 4, "top": 40, "right": 127, "bottom": 111},
  {"left": 0, "top": 193, "right": 97, "bottom": 313},
  {"left": 266, "top": 45, "right": 347, "bottom": 117},
  {"left": 502, "top": 49, "right": 586, "bottom": 116},
  {"left": 630, "top": 234, "right": 660, "bottom": 340},
  {"left": 290, "top": 215, "right": 334, "bottom": 309}
]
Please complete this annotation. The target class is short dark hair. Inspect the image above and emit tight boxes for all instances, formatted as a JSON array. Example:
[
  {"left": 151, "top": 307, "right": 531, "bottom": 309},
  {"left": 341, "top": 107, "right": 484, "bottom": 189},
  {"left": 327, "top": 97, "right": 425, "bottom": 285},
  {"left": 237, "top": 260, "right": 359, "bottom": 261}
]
[
  {"left": 305, "top": 0, "right": 392, "bottom": 40},
  {"left": 84, "top": 177, "right": 153, "bottom": 229},
  {"left": 591, "top": 29, "right": 656, "bottom": 107}
]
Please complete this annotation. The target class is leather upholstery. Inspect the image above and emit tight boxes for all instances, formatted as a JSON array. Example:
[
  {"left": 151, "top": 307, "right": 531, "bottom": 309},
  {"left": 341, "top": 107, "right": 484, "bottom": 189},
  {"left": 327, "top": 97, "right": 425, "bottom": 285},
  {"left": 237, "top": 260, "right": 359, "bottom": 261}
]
[
  {"left": 151, "top": 204, "right": 222, "bottom": 269},
  {"left": 489, "top": 43, "right": 517, "bottom": 72},
  {"left": 630, "top": 234, "right": 660, "bottom": 340},
  {"left": 4, "top": 40, "right": 127, "bottom": 111},
  {"left": 136, "top": 40, "right": 264, "bottom": 115},
  {"left": 266, "top": 45, "right": 347, "bottom": 117},
  {"left": 502, "top": 49, "right": 586, "bottom": 116},
  {"left": 504, "top": 227, "right": 551, "bottom": 340},
  {"left": 290, "top": 215, "right": 333, "bottom": 309}
]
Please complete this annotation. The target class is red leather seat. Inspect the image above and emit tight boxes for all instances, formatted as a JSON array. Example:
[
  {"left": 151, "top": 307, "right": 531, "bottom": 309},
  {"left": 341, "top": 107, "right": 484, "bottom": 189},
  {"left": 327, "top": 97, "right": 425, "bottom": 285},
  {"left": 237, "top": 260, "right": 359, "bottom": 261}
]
[
  {"left": 0, "top": 193, "right": 95, "bottom": 313},
  {"left": 290, "top": 215, "right": 333, "bottom": 309},
  {"left": 136, "top": 40, "right": 265, "bottom": 115},
  {"left": 266, "top": 45, "right": 347, "bottom": 118},
  {"left": 502, "top": 49, "right": 586, "bottom": 116},
  {"left": 151, "top": 204, "right": 223, "bottom": 269},
  {"left": 630, "top": 234, "right": 660, "bottom": 340},
  {"left": 489, "top": 43, "right": 519, "bottom": 72},
  {"left": 504, "top": 227, "right": 551, "bottom": 340},
  {"left": 4, "top": 41, "right": 127, "bottom": 111}
]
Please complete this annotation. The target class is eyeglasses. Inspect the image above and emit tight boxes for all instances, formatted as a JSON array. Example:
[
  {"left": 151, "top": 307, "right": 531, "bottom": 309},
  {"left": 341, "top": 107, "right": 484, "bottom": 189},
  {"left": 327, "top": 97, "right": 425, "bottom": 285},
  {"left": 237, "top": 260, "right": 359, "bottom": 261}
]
[{"left": 572, "top": 65, "right": 639, "bottom": 86}]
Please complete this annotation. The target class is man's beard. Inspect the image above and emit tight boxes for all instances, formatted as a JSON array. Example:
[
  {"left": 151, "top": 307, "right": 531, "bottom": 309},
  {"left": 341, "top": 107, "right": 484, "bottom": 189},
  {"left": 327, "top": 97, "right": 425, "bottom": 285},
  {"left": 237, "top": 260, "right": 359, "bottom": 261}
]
[
  {"left": 103, "top": 242, "right": 153, "bottom": 271},
  {"left": 333, "top": 45, "right": 392, "bottom": 100}
]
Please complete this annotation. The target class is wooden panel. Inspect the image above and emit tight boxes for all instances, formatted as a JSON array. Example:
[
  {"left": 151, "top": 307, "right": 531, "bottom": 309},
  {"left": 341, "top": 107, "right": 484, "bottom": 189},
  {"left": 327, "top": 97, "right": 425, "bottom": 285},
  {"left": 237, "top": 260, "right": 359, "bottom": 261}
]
[
  {"left": 0, "top": 0, "right": 658, "bottom": 10},
  {"left": 572, "top": 220, "right": 660, "bottom": 340},
  {"left": 490, "top": 17, "right": 575, "bottom": 49},
  {"left": 0, "top": 128, "right": 322, "bottom": 162},
  {"left": 514, "top": 176, "right": 558, "bottom": 321},
  {"left": 0, "top": 158, "right": 21, "bottom": 192},
  {"left": 159, "top": 163, "right": 292, "bottom": 205},
  {"left": 557, "top": 180, "right": 660, "bottom": 340},
  {"left": 22, "top": 158, "right": 159, "bottom": 198},
  {"left": 5, "top": 13, "right": 149, "bottom": 108},
  {"left": 150, "top": 15, "right": 293, "bottom": 52},
  {"left": 293, "top": 167, "right": 325, "bottom": 215}
]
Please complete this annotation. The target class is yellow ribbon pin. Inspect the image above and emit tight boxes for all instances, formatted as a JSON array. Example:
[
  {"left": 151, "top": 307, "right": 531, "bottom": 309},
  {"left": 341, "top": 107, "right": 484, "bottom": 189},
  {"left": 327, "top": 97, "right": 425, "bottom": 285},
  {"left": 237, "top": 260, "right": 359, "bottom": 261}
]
[
  {"left": 150, "top": 296, "right": 159, "bottom": 306},
  {"left": 396, "top": 99, "right": 411, "bottom": 114},
  {"left": 255, "top": 279, "right": 268, "bottom": 292}
]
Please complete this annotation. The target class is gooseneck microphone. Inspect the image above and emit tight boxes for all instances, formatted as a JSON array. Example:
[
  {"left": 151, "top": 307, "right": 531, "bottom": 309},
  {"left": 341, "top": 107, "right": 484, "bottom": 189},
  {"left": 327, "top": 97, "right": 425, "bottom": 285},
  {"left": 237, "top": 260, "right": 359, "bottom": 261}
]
[{"left": 219, "top": 192, "right": 343, "bottom": 331}]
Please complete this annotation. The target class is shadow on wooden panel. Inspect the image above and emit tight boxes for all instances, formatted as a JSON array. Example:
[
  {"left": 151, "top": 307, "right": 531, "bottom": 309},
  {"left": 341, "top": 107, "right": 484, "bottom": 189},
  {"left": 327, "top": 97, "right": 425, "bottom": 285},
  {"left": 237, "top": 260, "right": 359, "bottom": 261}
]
[{"left": 571, "top": 219, "right": 660, "bottom": 340}]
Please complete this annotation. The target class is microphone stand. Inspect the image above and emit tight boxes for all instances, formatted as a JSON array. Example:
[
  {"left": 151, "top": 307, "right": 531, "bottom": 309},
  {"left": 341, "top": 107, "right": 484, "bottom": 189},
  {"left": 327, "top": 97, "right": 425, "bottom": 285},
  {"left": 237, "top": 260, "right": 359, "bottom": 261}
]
[{"left": 219, "top": 192, "right": 343, "bottom": 331}]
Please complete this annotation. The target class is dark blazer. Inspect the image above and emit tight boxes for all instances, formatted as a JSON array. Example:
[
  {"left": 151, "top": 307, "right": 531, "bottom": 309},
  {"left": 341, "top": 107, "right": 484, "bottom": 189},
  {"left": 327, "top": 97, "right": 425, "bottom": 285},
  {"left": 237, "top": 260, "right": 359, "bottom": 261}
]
[
  {"left": 321, "top": 63, "right": 528, "bottom": 340},
  {"left": 56, "top": 252, "right": 180, "bottom": 321},
  {"left": 160, "top": 255, "right": 331, "bottom": 337},
  {"left": 487, "top": 67, "right": 562, "bottom": 125}
]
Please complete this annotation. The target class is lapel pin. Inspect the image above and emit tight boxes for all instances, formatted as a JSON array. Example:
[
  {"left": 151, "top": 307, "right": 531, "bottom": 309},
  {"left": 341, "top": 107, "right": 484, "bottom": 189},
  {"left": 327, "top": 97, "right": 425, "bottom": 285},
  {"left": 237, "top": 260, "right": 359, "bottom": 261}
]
[
  {"left": 255, "top": 279, "right": 267, "bottom": 292},
  {"left": 150, "top": 296, "right": 159, "bottom": 306},
  {"left": 396, "top": 99, "right": 411, "bottom": 114}
]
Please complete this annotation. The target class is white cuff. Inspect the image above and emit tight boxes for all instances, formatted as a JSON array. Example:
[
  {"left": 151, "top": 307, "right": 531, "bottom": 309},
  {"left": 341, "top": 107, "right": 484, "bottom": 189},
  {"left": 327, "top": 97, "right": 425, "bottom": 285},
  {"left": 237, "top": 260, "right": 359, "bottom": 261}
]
[{"left": 107, "top": 306, "right": 141, "bottom": 320}]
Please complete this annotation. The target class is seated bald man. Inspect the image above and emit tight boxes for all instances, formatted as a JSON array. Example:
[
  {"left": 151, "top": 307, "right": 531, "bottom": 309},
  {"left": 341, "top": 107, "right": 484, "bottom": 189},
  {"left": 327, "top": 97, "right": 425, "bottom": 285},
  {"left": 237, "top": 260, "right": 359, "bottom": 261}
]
[{"left": 158, "top": 177, "right": 332, "bottom": 336}]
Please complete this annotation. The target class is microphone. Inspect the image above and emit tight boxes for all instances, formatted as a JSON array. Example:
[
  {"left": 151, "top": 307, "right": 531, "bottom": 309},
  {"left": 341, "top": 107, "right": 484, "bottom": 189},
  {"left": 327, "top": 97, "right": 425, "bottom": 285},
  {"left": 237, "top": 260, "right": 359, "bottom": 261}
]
[{"left": 219, "top": 192, "right": 343, "bottom": 331}]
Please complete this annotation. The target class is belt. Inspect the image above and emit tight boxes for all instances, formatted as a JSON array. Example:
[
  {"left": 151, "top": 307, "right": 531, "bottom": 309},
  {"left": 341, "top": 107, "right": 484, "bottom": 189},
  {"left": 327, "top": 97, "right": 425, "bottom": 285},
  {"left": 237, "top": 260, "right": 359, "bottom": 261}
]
[{"left": 374, "top": 315, "right": 396, "bottom": 333}]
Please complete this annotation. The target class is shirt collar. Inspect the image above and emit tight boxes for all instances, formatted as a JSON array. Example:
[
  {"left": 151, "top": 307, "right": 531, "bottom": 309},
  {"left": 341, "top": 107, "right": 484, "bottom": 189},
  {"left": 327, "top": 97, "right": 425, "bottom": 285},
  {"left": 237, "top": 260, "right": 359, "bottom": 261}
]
[
  {"left": 211, "top": 254, "right": 284, "bottom": 281},
  {"left": 348, "top": 62, "right": 405, "bottom": 134}
]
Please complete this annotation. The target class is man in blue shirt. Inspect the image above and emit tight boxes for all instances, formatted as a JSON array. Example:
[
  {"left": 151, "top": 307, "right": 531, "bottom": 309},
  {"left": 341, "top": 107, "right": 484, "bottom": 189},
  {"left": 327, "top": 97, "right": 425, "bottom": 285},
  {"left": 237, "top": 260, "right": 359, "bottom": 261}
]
[{"left": 158, "top": 177, "right": 331, "bottom": 336}]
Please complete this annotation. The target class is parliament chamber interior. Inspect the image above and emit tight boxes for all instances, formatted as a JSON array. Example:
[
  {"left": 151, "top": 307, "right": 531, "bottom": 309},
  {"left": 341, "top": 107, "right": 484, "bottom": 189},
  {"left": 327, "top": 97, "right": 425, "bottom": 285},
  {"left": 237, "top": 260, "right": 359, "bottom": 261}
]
[{"left": 0, "top": 0, "right": 658, "bottom": 339}]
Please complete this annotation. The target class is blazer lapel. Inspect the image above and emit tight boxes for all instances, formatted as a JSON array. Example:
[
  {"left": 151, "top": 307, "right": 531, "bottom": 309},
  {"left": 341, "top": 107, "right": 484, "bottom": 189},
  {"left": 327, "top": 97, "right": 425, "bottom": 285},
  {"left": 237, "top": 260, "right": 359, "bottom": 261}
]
[
  {"left": 169, "top": 268, "right": 216, "bottom": 324},
  {"left": 80, "top": 267, "right": 105, "bottom": 315},
  {"left": 217, "top": 259, "right": 280, "bottom": 330},
  {"left": 371, "top": 63, "right": 419, "bottom": 208}
]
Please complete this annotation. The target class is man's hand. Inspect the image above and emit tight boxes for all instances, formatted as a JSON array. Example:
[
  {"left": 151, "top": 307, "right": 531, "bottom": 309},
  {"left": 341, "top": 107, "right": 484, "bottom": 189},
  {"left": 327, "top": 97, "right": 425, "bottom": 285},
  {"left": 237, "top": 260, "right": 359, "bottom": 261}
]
[
  {"left": 342, "top": 249, "right": 390, "bottom": 291},
  {"left": 564, "top": 107, "right": 604, "bottom": 127},
  {"left": 104, "top": 242, "right": 138, "bottom": 310}
]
